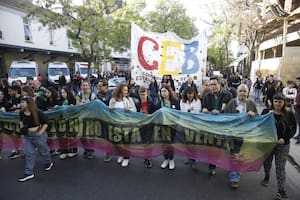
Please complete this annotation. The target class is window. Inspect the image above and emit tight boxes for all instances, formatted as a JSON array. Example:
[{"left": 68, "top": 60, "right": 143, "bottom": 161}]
[
  {"left": 49, "top": 29, "right": 55, "bottom": 45},
  {"left": 23, "top": 20, "right": 32, "bottom": 42}
]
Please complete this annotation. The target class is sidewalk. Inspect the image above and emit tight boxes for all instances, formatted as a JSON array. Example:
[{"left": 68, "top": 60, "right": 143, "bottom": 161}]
[{"left": 289, "top": 136, "right": 300, "bottom": 168}]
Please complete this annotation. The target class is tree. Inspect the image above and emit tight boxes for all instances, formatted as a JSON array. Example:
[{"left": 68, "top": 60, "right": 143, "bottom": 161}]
[
  {"left": 146, "top": 0, "right": 198, "bottom": 39},
  {"left": 23, "top": 0, "right": 123, "bottom": 78}
]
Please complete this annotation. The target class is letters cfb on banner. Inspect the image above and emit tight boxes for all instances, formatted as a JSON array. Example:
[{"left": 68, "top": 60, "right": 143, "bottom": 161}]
[{"left": 130, "top": 23, "right": 207, "bottom": 91}]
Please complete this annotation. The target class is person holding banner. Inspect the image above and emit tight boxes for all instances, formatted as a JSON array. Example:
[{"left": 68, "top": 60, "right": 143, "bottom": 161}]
[
  {"left": 159, "top": 85, "right": 180, "bottom": 170},
  {"left": 135, "top": 86, "right": 161, "bottom": 168},
  {"left": 96, "top": 79, "right": 113, "bottom": 162},
  {"left": 58, "top": 86, "right": 77, "bottom": 160},
  {"left": 180, "top": 86, "right": 202, "bottom": 168},
  {"left": 18, "top": 96, "right": 53, "bottom": 182},
  {"left": 202, "top": 76, "right": 232, "bottom": 175},
  {"left": 76, "top": 81, "right": 97, "bottom": 159},
  {"left": 109, "top": 83, "right": 137, "bottom": 167},
  {"left": 261, "top": 93, "right": 296, "bottom": 200},
  {"left": 224, "top": 84, "right": 257, "bottom": 189}
]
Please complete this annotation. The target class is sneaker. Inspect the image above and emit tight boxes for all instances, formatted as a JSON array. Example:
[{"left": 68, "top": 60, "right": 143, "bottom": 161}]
[
  {"left": 49, "top": 149, "right": 57, "bottom": 156},
  {"left": 144, "top": 159, "right": 152, "bottom": 168},
  {"left": 121, "top": 159, "right": 129, "bottom": 167},
  {"left": 169, "top": 159, "right": 175, "bottom": 170},
  {"left": 18, "top": 174, "right": 34, "bottom": 182},
  {"left": 184, "top": 159, "right": 190, "bottom": 165},
  {"left": 117, "top": 156, "right": 124, "bottom": 164},
  {"left": 104, "top": 154, "right": 112, "bottom": 162},
  {"left": 86, "top": 153, "right": 95, "bottom": 159},
  {"left": 44, "top": 162, "right": 54, "bottom": 171},
  {"left": 161, "top": 159, "right": 169, "bottom": 169},
  {"left": 59, "top": 154, "right": 67, "bottom": 160},
  {"left": 208, "top": 168, "right": 216, "bottom": 175},
  {"left": 260, "top": 177, "right": 269, "bottom": 187},
  {"left": 67, "top": 152, "right": 77, "bottom": 158},
  {"left": 231, "top": 181, "right": 239, "bottom": 189},
  {"left": 8, "top": 151, "right": 21, "bottom": 160},
  {"left": 190, "top": 162, "right": 196, "bottom": 169},
  {"left": 276, "top": 190, "right": 288, "bottom": 200}
]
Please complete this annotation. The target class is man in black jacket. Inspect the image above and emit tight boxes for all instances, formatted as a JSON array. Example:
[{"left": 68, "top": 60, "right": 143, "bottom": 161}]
[{"left": 202, "top": 76, "right": 233, "bottom": 175}]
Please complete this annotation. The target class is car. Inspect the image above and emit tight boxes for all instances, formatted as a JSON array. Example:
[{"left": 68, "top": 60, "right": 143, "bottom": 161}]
[{"left": 108, "top": 77, "right": 127, "bottom": 92}]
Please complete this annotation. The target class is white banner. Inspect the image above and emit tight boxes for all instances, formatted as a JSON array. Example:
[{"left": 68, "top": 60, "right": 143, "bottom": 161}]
[{"left": 130, "top": 23, "right": 207, "bottom": 92}]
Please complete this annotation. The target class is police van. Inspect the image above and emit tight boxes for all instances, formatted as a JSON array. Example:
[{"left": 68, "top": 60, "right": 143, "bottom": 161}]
[
  {"left": 47, "top": 61, "right": 71, "bottom": 85},
  {"left": 8, "top": 60, "right": 39, "bottom": 85}
]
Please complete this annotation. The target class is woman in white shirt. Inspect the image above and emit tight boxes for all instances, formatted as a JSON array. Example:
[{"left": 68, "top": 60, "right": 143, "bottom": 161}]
[
  {"left": 109, "top": 83, "right": 137, "bottom": 167},
  {"left": 180, "top": 87, "right": 201, "bottom": 168}
]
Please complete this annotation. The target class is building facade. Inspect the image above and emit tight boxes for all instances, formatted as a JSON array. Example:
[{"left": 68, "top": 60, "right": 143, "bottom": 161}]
[{"left": 249, "top": 0, "right": 300, "bottom": 83}]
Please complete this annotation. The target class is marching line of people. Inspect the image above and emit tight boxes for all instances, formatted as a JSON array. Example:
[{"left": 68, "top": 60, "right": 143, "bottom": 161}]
[{"left": 0, "top": 73, "right": 299, "bottom": 200}]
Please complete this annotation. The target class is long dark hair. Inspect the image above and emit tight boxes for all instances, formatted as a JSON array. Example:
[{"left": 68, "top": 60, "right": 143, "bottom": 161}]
[
  {"left": 61, "top": 86, "right": 76, "bottom": 105},
  {"left": 22, "top": 96, "right": 40, "bottom": 126}
]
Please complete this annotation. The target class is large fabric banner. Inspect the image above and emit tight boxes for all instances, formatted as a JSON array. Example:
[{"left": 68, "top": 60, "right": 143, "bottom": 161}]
[
  {"left": 130, "top": 23, "right": 207, "bottom": 91},
  {"left": 0, "top": 100, "right": 277, "bottom": 172}
]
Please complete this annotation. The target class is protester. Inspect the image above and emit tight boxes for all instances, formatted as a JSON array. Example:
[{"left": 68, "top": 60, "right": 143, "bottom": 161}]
[
  {"left": 224, "top": 84, "right": 257, "bottom": 189},
  {"left": 179, "top": 76, "right": 198, "bottom": 99},
  {"left": 282, "top": 80, "right": 297, "bottom": 110},
  {"left": 109, "top": 83, "right": 137, "bottom": 167},
  {"left": 96, "top": 79, "right": 113, "bottom": 162},
  {"left": 58, "top": 86, "right": 77, "bottom": 160},
  {"left": 76, "top": 81, "right": 97, "bottom": 159},
  {"left": 148, "top": 77, "right": 159, "bottom": 98},
  {"left": 202, "top": 76, "right": 232, "bottom": 175},
  {"left": 7, "top": 85, "right": 23, "bottom": 160},
  {"left": 135, "top": 86, "right": 161, "bottom": 168},
  {"left": 32, "top": 80, "right": 47, "bottom": 111},
  {"left": 253, "top": 76, "right": 264, "bottom": 103},
  {"left": 46, "top": 86, "right": 59, "bottom": 110},
  {"left": 261, "top": 93, "right": 296, "bottom": 200},
  {"left": 18, "top": 96, "right": 53, "bottom": 182},
  {"left": 159, "top": 85, "right": 180, "bottom": 170},
  {"left": 293, "top": 77, "right": 300, "bottom": 144},
  {"left": 180, "top": 86, "right": 201, "bottom": 168}
]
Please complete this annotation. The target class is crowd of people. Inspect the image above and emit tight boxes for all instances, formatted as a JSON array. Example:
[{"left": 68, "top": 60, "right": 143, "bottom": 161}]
[{"left": 0, "top": 71, "right": 299, "bottom": 200}]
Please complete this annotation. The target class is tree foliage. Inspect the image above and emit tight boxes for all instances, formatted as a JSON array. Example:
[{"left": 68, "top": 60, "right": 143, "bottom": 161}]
[
  {"left": 146, "top": 0, "right": 198, "bottom": 39},
  {"left": 23, "top": 0, "right": 122, "bottom": 73},
  {"left": 22, "top": 0, "right": 199, "bottom": 75}
]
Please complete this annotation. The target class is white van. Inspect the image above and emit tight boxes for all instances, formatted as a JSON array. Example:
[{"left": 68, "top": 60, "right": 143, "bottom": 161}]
[
  {"left": 74, "top": 62, "right": 97, "bottom": 79},
  {"left": 47, "top": 62, "right": 71, "bottom": 85},
  {"left": 8, "top": 60, "right": 39, "bottom": 85}
]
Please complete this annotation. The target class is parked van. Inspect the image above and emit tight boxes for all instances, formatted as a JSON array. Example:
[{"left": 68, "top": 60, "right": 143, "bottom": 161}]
[
  {"left": 47, "top": 62, "right": 71, "bottom": 85},
  {"left": 74, "top": 62, "right": 97, "bottom": 79},
  {"left": 8, "top": 60, "right": 39, "bottom": 85}
]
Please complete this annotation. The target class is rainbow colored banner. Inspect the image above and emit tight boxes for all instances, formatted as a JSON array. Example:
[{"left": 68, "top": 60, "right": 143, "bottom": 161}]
[{"left": 0, "top": 100, "right": 277, "bottom": 172}]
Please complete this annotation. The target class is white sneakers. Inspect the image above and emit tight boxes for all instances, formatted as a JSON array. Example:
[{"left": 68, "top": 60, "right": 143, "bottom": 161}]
[
  {"left": 60, "top": 153, "right": 77, "bottom": 160},
  {"left": 169, "top": 160, "right": 175, "bottom": 170},
  {"left": 121, "top": 159, "right": 129, "bottom": 167},
  {"left": 117, "top": 156, "right": 129, "bottom": 167},
  {"left": 117, "top": 156, "right": 124, "bottom": 164},
  {"left": 161, "top": 159, "right": 175, "bottom": 170},
  {"left": 59, "top": 153, "right": 67, "bottom": 160}
]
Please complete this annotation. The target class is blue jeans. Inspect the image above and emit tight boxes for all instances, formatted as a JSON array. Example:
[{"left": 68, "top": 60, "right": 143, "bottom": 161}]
[
  {"left": 24, "top": 131, "right": 52, "bottom": 175},
  {"left": 229, "top": 171, "right": 240, "bottom": 183},
  {"left": 254, "top": 89, "right": 261, "bottom": 102}
]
